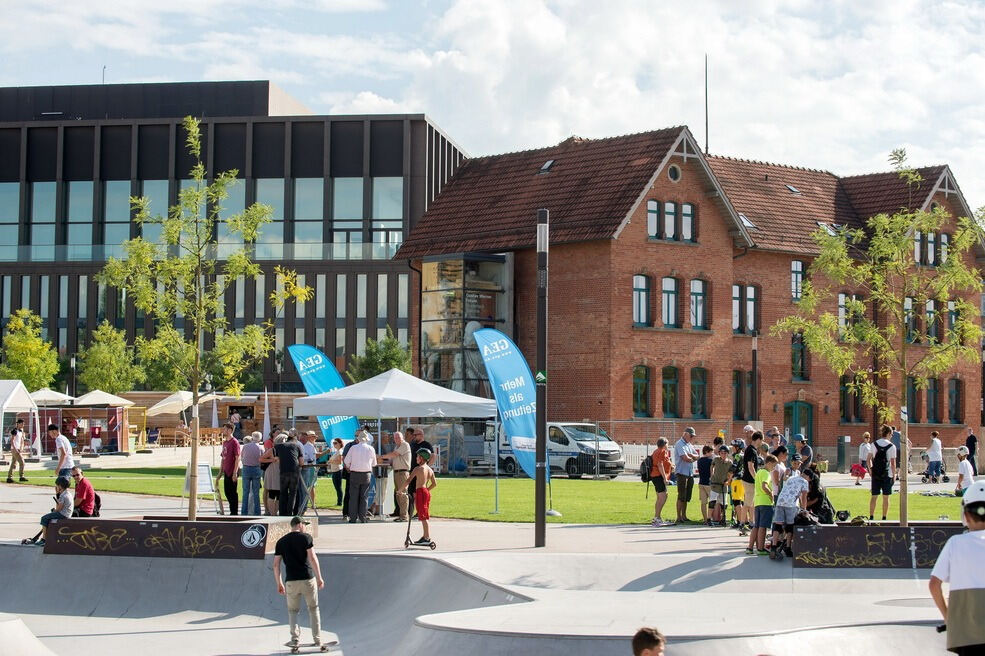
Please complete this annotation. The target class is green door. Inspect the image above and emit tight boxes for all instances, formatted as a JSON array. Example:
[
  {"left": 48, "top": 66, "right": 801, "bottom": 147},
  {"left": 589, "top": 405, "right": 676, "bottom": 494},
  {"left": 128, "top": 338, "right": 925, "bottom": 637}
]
[{"left": 783, "top": 401, "right": 814, "bottom": 446}]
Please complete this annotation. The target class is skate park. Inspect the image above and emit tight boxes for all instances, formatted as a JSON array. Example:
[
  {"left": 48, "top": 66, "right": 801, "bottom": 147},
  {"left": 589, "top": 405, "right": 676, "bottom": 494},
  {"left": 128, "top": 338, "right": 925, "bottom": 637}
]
[{"left": 0, "top": 482, "right": 955, "bottom": 656}]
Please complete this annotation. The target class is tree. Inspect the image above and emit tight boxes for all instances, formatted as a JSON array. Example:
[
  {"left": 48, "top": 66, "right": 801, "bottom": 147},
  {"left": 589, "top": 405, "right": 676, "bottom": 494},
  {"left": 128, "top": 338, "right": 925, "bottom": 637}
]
[
  {"left": 136, "top": 324, "right": 196, "bottom": 392},
  {"left": 345, "top": 326, "right": 412, "bottom": 383},
  {"left": 0, "top": 309, "right": 59, "bottom": 391},
  {"left": 773, "top": 150, "right": 984, "bottom": 526},
  {"left": 77, "top": 321, "right": 146, "bottom": 395},
  {"left": 99, "top": 116, "right": 310, "bottom": 520}
]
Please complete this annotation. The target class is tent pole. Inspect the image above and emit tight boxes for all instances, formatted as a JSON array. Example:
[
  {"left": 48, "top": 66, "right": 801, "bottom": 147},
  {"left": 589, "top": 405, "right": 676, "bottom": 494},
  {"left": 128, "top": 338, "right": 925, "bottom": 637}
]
[{"left": 491, "top": 413, "right": 500, "bottom": 514}]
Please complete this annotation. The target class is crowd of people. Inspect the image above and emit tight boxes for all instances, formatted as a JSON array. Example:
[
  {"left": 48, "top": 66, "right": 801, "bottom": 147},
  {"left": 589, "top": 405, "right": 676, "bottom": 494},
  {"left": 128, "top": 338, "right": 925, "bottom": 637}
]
[{"left": 211, "top": 423, "right": 438, "bottom": 544}]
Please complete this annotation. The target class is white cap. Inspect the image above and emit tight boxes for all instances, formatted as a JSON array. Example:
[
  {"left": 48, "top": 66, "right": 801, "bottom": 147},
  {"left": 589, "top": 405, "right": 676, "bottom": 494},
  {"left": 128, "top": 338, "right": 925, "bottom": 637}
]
[
  {"left": 963, "top": 481, "right": 985, "bottom": 510},
  {"left": 743, "top": 425, "right": 754, "bottom": 432},
  {"left": 957, "top": 446, "right": 970, "bottom": 456}
]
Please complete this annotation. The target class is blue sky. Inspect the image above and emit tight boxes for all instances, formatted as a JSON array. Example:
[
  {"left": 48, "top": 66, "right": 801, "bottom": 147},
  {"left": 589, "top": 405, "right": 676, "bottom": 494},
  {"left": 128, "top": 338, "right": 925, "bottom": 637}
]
[{"left": 2, "top": 0, "right": 984, "bottom": 208}]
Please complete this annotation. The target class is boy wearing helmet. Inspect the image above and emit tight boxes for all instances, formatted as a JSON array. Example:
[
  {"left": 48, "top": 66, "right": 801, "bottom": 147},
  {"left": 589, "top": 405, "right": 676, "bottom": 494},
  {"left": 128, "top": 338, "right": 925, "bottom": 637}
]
[
  {"left": 929, "top": 480, "right": 985, "bottom": 653},
  {"left": 955, "top": 446, "right": 975, "bottom": 497},
  {"left": 400, "top": 449, "right": 436, "bottom": 544}
]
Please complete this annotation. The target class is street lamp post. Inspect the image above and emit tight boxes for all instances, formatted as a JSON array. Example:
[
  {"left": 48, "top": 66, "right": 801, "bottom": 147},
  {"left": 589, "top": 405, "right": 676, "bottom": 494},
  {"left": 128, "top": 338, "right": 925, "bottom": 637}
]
[
  {"left": 751, "top": 330, "right": 758, "bottom": 421},
  {"left": 535, "top": 208, "right": 549, "bottom": 548}
]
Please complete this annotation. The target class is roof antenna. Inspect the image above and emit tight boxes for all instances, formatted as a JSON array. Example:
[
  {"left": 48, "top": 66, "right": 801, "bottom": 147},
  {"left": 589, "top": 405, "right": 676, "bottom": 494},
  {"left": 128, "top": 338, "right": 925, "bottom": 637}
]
[
  {"left": 102, "top": 65, "right": 106, "bottom": 85},
  {"left": 704, "top": 54, "right": 709, "bottom": 156}
]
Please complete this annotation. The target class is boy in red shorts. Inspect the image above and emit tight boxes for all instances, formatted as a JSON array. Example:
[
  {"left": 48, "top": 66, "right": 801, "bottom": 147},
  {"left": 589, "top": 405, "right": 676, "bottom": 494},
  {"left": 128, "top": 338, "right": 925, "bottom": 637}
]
[{"left": 401, "top": 448, "right": 437, "bottom": 544}]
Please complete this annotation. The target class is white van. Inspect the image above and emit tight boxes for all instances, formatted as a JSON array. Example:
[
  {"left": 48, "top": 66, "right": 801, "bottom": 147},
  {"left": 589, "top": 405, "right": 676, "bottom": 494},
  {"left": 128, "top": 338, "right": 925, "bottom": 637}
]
[{"left": 484, "top": 422, "right": 626, "bottom": 479}]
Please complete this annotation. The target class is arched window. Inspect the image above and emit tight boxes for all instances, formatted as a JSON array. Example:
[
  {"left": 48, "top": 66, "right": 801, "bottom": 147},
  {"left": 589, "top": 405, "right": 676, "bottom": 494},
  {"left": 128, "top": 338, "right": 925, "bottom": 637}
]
[
  {"left": 681, "top": 203, "right": 695, "bottom": 242},
  {"left": 791, "top": 260, "right": 804, "bottom": 301},
  {"left": 646, "top": 200, "right": 659, "bottom": 238},
  {"left": 633, "top": 275, "right": 651, "bottom": 326},
  {"left": 948, "top": 378, "right": 963, "bottom": 423},
  {"left": 663, "top": 202, "right": 677, "bottom": 240},
  {"left": 661, "top": 277, "right": 679, "bottom": 328},
  {"left": 689, "top": 279, "right": 707, "bottom": 329},
  {"left": 633, "top": 366, "right": 651, "bottom": 417},
  {"left": 661, "top": 366, "right": 679, "bottom": 418},
  {"left": 690, "top": 367, "right": 708, "bottom": 419}
]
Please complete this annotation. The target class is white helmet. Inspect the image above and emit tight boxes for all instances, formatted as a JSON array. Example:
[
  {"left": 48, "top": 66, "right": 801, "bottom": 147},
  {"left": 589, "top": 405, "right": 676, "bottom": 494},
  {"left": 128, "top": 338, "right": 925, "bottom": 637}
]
[
  {"left": 957, "top": 446, "right": 970, "bottom": 456},
  {"left": 963, "top": 480, "right": 985, "bottom": 509}
]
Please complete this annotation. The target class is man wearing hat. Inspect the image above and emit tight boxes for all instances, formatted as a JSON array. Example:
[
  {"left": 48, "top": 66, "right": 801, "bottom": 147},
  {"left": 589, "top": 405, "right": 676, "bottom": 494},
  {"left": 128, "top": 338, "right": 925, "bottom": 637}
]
[
  {"left": 795, "top": 434, "right": 813, "bottom": 469},
  {"left": 673, "top": 428, "right": 699, "bottom": 523},
  {"left": 273, "top": 516, "right": 326, "bottom": 651},
  {"left": 343, "top": 431, "right": 377, "bottom": 523}
]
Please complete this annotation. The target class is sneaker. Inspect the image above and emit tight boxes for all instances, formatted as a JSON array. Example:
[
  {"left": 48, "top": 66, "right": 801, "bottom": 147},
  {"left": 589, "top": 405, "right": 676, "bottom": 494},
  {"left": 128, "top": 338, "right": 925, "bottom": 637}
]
[
  {"left": 35, "top": 539, "right": 46, "bottom": 547},
  {"left": 287, "top": 638, "right": 299, "bottom": 648},
  {"left": 415, "top": 536, "right": 431, "bottom": 544},
  {"left": 19, "top": 476, "right": 28, "bottom": 482},
  {"left": 757, "top": 549, "right": 770, "bottom": 556},
  {"left": 650, "top": 518, "right": 662, "bottom": 527},
  {"left": 745, "top": 547, "right": 754, "bottom": 555},
  {"left": 5, "top": 478, "right": 12, "bottom": 484},
  {"left": 784, "top": 546, "right": 794, "bottom": 558}
]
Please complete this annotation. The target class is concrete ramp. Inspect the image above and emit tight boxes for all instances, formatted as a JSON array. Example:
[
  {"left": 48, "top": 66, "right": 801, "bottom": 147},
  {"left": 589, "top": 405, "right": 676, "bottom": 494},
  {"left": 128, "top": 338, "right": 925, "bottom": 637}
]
[
  {"left": 0, "top": 613, "right": 59, "bottom": 656},
  {"left": 0, "top": 544, "right": 523, "bottom": 656}
]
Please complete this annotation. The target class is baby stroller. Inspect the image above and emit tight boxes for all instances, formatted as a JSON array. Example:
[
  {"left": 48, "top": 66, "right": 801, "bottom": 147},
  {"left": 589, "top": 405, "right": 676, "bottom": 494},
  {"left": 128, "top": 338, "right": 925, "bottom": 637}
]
[{"left": 919, "top": 451, "right": 950, "bottom": 484}]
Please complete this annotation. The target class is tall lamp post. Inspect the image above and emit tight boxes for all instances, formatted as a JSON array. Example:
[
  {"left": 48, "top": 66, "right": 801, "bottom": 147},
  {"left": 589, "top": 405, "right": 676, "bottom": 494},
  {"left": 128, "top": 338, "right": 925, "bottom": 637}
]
[
  {"left": 535, "top": 208, "right": 549, "bottom": 548},
  {"left": 751, "top": 330, "right": 758, "bottom": 422}
]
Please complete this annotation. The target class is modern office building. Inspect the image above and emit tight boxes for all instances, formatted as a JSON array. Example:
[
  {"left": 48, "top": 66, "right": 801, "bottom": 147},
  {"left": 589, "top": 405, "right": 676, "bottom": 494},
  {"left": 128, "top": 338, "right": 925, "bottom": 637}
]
[{"left": 0, "top": 81, "right": 465, "bottom": 391}]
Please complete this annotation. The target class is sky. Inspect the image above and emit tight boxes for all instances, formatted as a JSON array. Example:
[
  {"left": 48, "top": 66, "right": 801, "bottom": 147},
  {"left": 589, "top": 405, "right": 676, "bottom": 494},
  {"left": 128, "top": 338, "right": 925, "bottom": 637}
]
[{"left": 2, "top": 0, "right": 983, "bottom": 209}]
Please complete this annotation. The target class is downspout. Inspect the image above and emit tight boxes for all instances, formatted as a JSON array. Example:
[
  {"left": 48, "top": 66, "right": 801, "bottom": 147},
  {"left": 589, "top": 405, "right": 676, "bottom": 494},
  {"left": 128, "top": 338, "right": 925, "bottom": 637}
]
[{"left": 407, "top": 259, "right": 422, "bottom": 376}]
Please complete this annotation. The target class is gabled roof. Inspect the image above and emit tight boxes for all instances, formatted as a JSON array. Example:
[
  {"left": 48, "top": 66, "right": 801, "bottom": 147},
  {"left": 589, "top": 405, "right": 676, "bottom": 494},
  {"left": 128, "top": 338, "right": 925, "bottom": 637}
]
[
  {"left": 396, "top": 127, "right": 686, "bottom": 259},
  {"left": 707, "top": 159, "right": 960, "bottom": 255},
  {"left": 840, "top": 166, "right": 948, "bottom": 220},
  {"left": 707, "top": 157, "right": 861, "bottom": 255}
]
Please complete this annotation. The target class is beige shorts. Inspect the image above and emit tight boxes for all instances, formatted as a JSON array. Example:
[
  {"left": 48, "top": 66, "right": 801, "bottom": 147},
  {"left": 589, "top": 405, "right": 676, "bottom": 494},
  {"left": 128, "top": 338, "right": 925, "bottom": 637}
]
[
  {"left": 743, "top": 480, "right": 755, "bottom": 507},
  {"left": 699, "top": 484, "right": 710, "bottom": 504}
]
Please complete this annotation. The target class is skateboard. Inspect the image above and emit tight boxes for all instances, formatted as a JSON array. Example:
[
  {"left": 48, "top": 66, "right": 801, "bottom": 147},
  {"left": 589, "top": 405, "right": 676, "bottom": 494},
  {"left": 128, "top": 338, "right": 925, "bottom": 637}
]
[
  {"left": 285, "top": 640, "right": 339, "bottom": 653},
  {"left": 403, "top": 512, "right": 437, "bottom": 550}
]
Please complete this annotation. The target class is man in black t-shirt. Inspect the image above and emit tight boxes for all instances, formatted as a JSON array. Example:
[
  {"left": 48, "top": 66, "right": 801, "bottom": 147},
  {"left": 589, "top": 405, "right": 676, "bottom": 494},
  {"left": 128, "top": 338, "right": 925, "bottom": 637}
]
[
  {"left": 274, "top": 436, "right": 304, "bottom": 517},
  {"left": 273, "top": 516, "right": 325, "bottom": 649},
  {"left": 406, "top": 427, "right": 433, "bottom": 516},
  {"left": 967, "top": 426, "right": 979, "bottom": 476},
  {"left": 741, "top": 432, "right": 763, "bottom": 529}
]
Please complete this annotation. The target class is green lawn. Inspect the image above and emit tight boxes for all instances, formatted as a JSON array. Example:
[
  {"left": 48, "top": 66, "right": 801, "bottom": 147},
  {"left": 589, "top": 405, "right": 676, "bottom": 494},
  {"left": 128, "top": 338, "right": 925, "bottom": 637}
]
[{"left": 15, "top": 469, "right": 965, "bottom": 523}]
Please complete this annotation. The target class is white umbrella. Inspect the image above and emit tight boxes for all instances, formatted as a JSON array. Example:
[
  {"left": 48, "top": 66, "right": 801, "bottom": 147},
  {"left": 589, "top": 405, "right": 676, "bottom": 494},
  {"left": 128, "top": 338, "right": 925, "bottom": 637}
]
[
  {"left": 145, "top": 390, "right": 220, "bottom": 417},
  {"left": 30, "top": 388, "right": 75, "bottom": 406},
  {"left": 73, "top": 390, "right": 136, "bottom": 407},
  {"left": 211, "top": 398, "right": 219, "bottom": 429}
]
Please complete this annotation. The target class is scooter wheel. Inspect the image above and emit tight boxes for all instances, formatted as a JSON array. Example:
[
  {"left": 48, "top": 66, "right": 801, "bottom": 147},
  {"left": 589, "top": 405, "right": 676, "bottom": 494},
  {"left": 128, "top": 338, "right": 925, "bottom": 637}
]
[
  {"left": 429, "top": 542, "right": 437, "bottom": 550},
  {"left": 921, "top": 477, "right": 929, "bottom": 484}
]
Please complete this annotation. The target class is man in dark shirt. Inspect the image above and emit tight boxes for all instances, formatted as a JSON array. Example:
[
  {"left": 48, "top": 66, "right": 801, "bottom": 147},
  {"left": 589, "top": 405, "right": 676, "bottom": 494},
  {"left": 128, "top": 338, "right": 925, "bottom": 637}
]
[
  {"left": 795, "top": 434, "right": 814, "bottom": 469},
  {"left": 273, "top": 516, "right": 325, "bottom": 649},
  {"left": 741, "top": 432, "right": 762, "bottom": 529},
  {"left": 967, "top": 426, "right": 979, "bottom": 476},
  {"left": 274, "top": 435, "right": 304, "bottom": 517},
  {"left": 407, "top": 427, "right": 433, "bottom": 517}
]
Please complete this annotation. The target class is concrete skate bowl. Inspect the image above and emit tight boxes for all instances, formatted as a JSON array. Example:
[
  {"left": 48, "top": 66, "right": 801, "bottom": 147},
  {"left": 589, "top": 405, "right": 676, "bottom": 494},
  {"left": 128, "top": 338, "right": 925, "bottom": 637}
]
[{"left": 0, "top": 545, "right": 526, "bottom": 656}]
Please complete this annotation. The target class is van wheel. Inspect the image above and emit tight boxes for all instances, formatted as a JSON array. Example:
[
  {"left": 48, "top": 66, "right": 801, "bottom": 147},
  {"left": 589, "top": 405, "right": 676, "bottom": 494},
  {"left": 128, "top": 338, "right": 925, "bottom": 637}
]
[
  {"left": 566, "top": 459, "right": 582, "bottom": 479},
  {"left": 502, "top": 458, "right": 517, "bottom": 476}
]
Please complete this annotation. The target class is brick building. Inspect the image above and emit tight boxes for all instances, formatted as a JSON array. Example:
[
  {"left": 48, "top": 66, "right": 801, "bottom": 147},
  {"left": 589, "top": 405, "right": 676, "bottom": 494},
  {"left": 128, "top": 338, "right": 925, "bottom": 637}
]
[{"left": 397, "top": 126, "right": 982, "bottom": 452}]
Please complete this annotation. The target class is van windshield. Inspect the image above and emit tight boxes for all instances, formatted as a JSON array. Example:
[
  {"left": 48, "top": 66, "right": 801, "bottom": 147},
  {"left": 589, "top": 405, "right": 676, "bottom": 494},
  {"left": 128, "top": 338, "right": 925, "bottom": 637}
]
[{"left": 562, "top": 425, "right": 612, "bottom": 442}]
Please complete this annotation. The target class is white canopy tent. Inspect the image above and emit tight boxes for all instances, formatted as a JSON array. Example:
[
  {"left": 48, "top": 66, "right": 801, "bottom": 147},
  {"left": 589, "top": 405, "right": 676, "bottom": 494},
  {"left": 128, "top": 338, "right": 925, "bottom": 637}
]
[
  {"left": 293, "top": 368, "right": 497, "bottom": 419},
  {"left": 0, "top": 380, "right": 41, "bottom": 455},
  {"left": 294, "top": 368, "right": 496, "bottom": 518},
  {"left": 146, "top": 391, "right": 221, "bottom": 417},
  {"left": 73, "top": 390, "right": 136, "bottom": 408},
  {"left": 30, "top": 388, "right": 75, "bottom": 406}
]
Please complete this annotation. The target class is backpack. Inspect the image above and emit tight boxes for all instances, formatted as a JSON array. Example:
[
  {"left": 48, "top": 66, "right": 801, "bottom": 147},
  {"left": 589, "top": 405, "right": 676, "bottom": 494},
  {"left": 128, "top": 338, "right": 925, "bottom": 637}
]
[
  {"left": 872, "top": 442, "right": 891, "bottom": 478},
  {"left": 639, "top": 455, "right": 653, "bottom": 483},
  {"left": 92, "top": 493, "right": 101, "bottom": 517}
]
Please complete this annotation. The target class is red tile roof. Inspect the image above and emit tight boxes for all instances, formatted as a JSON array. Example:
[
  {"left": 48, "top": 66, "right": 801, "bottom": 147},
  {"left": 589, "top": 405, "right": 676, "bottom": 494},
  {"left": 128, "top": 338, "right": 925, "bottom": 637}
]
[
  {"left": 396, "top": 127, "right": 685, "bottom": 259},
  {"left": 708, "top": 158, "right": 949, "bottom": 255}
]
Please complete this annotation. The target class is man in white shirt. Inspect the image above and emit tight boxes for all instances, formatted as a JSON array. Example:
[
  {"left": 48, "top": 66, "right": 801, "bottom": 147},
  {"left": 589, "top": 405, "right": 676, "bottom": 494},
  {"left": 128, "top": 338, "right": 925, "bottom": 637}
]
[
  {"left": 52, "top": 424, "right": 74, "bottom": 479},
  {"left": 6, "top": 418, "right": 27, "bottom": 483},
  {"left": 867, "top": 425, "right": 897, "bottom": 521},
  {"left": 343, "top": 433, "right": 377, "bottom": 523},
  {"left": 298, "top": 431, "right": 321, "bottom": 513},
  {"left": 378, "top": 431, "right": 412, "bottom": 521},
  {"left": 957, "top": 446, "right": 976, "bottom": 495},
  {"left": 927, "top": 430, "right": 944, "bottom": 483}
]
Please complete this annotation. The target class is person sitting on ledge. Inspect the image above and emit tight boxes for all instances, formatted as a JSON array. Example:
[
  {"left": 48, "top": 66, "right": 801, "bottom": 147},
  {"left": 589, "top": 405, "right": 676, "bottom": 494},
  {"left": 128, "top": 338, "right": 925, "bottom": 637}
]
[
  {"left": 36, "top": 476, "right": 74, "bottom": 547},
  {"left": 71, "top": 466, "right": 95, "bottom": 517}
]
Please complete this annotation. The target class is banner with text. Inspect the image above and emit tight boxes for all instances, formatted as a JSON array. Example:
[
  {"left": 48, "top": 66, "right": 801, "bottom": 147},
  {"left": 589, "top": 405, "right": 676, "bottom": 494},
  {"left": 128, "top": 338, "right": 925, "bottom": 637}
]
[
  {"left": 473, "top": 328, "right": 545, "bottom": 481},
  {"left": 287, "top": 344, "right": 359, "bottom": 442}
]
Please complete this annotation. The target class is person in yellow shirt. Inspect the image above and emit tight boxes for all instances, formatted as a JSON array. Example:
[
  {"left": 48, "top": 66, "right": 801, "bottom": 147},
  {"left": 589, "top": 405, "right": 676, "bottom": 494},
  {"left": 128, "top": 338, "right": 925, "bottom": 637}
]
[{"left": 746, "top": 455, "right": 776, "bottom": 556}]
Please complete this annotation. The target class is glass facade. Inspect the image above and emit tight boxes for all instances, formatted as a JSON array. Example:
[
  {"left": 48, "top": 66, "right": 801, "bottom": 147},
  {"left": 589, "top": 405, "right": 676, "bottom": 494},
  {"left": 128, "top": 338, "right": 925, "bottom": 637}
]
[
  {"left": 420, "top": 257, "right": 508, "bottom": 397},
  {"left": 0, "top": 182, "right": 18, "bottom": 261}
]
